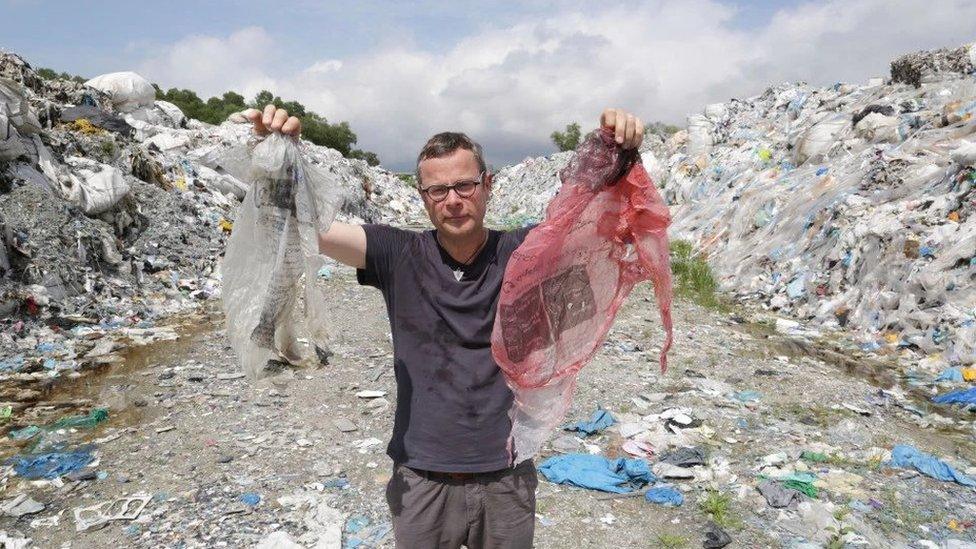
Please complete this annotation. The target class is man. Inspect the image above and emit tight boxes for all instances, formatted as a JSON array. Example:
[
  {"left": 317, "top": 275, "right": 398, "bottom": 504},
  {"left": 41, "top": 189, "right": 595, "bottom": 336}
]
[{"left": 245, "top": 105, "right": 645, "bottom": 548}]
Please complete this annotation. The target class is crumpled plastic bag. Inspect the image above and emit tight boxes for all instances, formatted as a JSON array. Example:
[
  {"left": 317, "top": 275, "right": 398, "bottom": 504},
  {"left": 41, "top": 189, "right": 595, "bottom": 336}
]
[
  {"left": 537, "top": 453, "right": 654, "bottom": 493},
  {"left": 62, "top": 157, "right": 130, "bottom": 215},
  {"left": 491, "top": 127, "right": 673, "bottom": 462},
  {"left": 83, "top": 71, "right": 156, "bottom": 113},
  {"left": 221, "top": 133, "right": 341, "bottom": 380}
]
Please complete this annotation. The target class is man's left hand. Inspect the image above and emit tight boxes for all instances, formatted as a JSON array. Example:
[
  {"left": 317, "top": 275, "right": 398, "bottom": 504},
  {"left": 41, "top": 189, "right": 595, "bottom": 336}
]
[{"left": 600, "top": 108, "right": 644, "bottom": 150}]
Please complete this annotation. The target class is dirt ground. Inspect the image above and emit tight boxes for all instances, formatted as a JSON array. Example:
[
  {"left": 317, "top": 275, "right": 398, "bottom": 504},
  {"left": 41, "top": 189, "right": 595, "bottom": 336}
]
[{"left": 1, "top": 265, "right": 975, "bottom": 548}]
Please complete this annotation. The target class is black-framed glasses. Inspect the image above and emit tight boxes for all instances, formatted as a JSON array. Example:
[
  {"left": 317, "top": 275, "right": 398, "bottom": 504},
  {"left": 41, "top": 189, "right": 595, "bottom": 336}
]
[{"left": 420, "top": 171, "right": 485, "bottom": 202}]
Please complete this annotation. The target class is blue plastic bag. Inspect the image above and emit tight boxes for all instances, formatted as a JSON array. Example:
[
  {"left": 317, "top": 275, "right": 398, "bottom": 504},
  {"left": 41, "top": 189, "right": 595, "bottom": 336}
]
[
  {"left": 933, "top": 388, "right": 976, "bottom": 407},
  {"left": 12, "top": 449, "right": 94, "bottom": 479},
  {"left": 889, "top": 444, "right": 976, "bottom": 487},
  {"left": 538, "top": 454, "right": 654, "bottom": 493},
  {"left": 645, "top": 486, "right": 684, "bottom": 506},
  {"left": 562, "top": 408, "right": 615, "bottom": 436}
]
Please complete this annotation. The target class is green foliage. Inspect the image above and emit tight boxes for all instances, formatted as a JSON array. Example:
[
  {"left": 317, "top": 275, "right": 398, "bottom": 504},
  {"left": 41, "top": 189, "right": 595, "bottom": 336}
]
[
  {"left": 36, "top": 67, "right": 85, "bottom": 83},
  {"left": 698, "top": 490, "right": 742, "bottom": 529},
  {"left": 645, "top": 121, "right": 681, "bottom": 137},
  {"left": 395, "top": 173, "right": 416, "bottom": 187},
  {"left": 670, "top": 240, "right": 727, "bottom": 310},
  {"left": 551, "top": 122, "right": 581, "bottom": 152},
  {"left": 98, "top": 139, "right": 116, "bottom": 160},
  {"left": 348, "top": 149, "right": 380, "bottom": 166},
  {"left": 154, "top": 87, "right": 245, "bottom": 126},
  {"left": 153, "top": 86, "right": 380, "bottom": 165}
]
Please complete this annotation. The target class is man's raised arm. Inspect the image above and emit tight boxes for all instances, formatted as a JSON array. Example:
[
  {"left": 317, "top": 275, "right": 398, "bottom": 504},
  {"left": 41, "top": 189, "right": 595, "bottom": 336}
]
[{"left": 244, "top": 105, "right": 367, "bottom": 269}]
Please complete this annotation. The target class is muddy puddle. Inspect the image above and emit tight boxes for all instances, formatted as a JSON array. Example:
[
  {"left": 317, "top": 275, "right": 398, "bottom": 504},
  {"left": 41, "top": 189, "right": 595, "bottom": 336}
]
[{"left": 0, "top": 308, "right": 222, "bottom": 459}]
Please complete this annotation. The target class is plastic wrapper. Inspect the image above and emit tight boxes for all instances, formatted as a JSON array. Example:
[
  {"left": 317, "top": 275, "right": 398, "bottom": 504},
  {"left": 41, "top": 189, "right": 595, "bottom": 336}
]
[
  {"left": 492, "top": 128, "right": 673, "bottom": 463},
  {"left": 221, "top": 133, "right": 340, "bottom": 380}
]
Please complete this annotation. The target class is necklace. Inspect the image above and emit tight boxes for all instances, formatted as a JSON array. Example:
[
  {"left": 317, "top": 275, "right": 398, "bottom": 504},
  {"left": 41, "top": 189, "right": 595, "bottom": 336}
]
[{"left": 438, "top": 229, "right": 488, "bottom": 281}]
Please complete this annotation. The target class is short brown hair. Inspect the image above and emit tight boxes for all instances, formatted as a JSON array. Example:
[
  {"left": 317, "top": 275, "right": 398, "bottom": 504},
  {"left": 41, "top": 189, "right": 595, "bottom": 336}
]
[{"left": 415, "top": 132, "right": 487, "bottom": 187}]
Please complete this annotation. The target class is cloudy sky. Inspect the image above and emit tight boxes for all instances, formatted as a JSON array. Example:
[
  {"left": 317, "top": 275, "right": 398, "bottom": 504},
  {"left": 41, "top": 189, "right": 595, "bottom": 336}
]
[{"left": 4, "top": 0, "right": 975, "bottom": 169}]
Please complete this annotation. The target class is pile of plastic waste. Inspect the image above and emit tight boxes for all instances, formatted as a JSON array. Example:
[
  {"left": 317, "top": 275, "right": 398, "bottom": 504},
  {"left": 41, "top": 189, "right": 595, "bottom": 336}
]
[
  {"left": 0, "top": 52, "right": 426, "bottom": 387},
  {"left": 487, "top": 42, "right": 976, "bottom": 373}
]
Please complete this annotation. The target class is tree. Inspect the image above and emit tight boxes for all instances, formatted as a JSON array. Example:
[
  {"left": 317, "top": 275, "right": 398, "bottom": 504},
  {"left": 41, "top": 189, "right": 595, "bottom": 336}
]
[
  {"left": 349, "top": 149, "right": 380, "bottom": 166},
  {"left": 37, "top": 67, "right": 85, "bottom": 83},
  {"left": 148, "top": 85, "right": 382, "bottom": 164},
  {"left": 551, "top": 122, "right": 581, "bottom": 152}
]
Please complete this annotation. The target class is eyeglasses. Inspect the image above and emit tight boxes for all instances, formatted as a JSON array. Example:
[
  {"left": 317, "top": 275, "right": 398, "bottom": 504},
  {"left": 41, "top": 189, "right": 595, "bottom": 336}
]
[{"left": 420, "top": 171, "right": 485, "bottom": 202}]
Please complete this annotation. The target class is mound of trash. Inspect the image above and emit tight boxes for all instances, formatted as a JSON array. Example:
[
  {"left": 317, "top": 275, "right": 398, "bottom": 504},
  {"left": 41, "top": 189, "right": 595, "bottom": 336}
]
[
  {"left": 488, "top": 42, "right": 976, "bottom": 371},
  {"left": 0, "top": 52, "right": 425, "bottom": 384}
]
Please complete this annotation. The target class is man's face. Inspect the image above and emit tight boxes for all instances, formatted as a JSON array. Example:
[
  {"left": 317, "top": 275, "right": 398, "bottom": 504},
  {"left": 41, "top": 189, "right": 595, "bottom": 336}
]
[{"left": 417, "top": 149, "right": 492, "bottom": 239}]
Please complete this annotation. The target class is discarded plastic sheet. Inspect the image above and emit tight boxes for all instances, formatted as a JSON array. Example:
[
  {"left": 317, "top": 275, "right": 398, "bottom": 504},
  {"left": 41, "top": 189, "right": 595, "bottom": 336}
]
[
  {"left": 780, "top": 472, "right": 819, "bottom": 498},
  {"left": 221, "top": 133, "right": 341, "bottom": 380},
  {"left": 932, "top": 387, "right": 976, "bottom": 407},
  {"left": 61, "top": 157, "right": 130, "bottom": 215},
  {"left": 8, "top": 425, "right": 39, "bottom": 441},
  {"left": 50, "top": 407, "right": 109, "bottom": 430},
  {"left": 0, "top": 531, "right": 31, "bottom": 549},
  {"left": 346, "top": 521, "right": 393, "bottom": 549},
  {"left": 0, "top": 494, "right": 44, "bottom": 517},
  {"left": 758, "top": 480, "right": 803, "bottom": 508},
  {"left": 659, "top": 446, "right": 706, "bottom": 468},
  {"left": 562, "top": 408, "right": 615, "bottom": 436},
  {"left": 644, "top": 486, "right": 683, "bottom": 506},
  {"left": 60, "top": 105, "right": 134, "bottom": 137},
  {"left": 889, "top": 444, "right": 976, "bottom": 487},
  {"left": 493, "top": 128, "right": 673, "bottom": 463},
  {"left": 73, "top": 493, "right": 150, "bottom": 532},
  {"left": 538, "top": 453, "right": 655, "bottom": 493},
  {"left": 621, "top": 439, "right": 655, "bottom": 459},
  {"left": 936, "top": 367, "right": 965, "bottom": 382},
  {"left": 11, "top": 448, "right": 94, "bottom": 479},
  {"left": 703, "top": 521, "right": 733, "bottom": 549}
]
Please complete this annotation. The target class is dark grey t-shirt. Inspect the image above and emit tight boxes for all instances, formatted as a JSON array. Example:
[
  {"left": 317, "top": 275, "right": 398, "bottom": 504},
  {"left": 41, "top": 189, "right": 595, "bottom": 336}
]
[{"left": 356, "top": 223, "right": 532, "bottom": 473}]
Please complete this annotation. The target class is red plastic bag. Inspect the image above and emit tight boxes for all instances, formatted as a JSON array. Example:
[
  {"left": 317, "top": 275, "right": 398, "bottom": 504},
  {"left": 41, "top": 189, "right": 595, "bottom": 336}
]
[{"left": 491, "top": 128, "right": 673, "bottom": 461}]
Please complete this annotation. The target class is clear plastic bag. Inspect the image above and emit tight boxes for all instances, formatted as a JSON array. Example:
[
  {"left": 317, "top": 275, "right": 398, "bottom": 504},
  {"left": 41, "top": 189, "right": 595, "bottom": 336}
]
[
  {"left": 492, "top": 128, "right": 673, "bottom": 462},
  {"left": 221, "top": 133, "right": 340, "bottom": 380}
]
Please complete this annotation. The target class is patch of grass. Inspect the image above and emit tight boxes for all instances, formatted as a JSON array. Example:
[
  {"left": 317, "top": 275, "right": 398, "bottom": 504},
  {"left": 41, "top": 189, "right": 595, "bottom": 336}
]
[
  {"left": 874, "top": 487, "right": 945, "bottom": 536},
  {"left": 669, "top": 240, "right": 727, "bottom": 311},
  {"left": 395, "top": 173, "right": 416, "bottom": 188},
  {"left": 99, "top": 138, "right": 116, "bottom": 159},
  {"left": 698, "top": 489, "right": 742, "bottom": 529},
  {"left": 655, "top": 533, "right": 689, "bottom": 549}
]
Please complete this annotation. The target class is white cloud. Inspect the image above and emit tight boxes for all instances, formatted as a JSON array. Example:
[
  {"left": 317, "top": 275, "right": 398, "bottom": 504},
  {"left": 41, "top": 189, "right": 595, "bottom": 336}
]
[
  {"left": 304, "top": 60, "right": 343, "bottom": 74},
  {"left": 138, "top": 26, "right": 279, "bottom": 100},
  {"left": 134, "top": 0, "right": 976, "bottom": 169}
]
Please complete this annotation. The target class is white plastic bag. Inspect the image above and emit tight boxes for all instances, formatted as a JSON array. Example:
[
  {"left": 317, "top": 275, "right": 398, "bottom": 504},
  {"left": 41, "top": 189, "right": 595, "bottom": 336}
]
[
  {"left": 221, "top": 133, "right": 340, "bottom": 380},
  {"left": 793, "top": 114, "right": 849, "bottom": 165},
  {"left": 61, "top": 157, "right": 130, "bottom": 215},
  {"left": 686, "top": 114, "right": 713, "bottom": 158},
  {"left": 0, "top": 77, "right": 41, "bottom": 161},
  {"left": 84, "top": 72, "right": 156, "bottom": 113}
]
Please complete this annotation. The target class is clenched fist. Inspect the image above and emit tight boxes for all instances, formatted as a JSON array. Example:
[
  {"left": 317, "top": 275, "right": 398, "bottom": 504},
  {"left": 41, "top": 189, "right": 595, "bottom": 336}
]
[
  {"left": 600, "top": 108, "right": 644, "bottom": 149},
  {"left": 243, "top": 104, "right": 302, "bottom": 138}
]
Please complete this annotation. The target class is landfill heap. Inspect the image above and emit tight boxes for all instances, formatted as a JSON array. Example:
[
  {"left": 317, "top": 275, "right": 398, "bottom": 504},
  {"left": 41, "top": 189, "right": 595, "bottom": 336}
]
[
  {"left": 0, "top": 52, "right": 426, "bottom": 384},
  {"left": 488, "top": 41, "right": 976, "bottom": 372}
]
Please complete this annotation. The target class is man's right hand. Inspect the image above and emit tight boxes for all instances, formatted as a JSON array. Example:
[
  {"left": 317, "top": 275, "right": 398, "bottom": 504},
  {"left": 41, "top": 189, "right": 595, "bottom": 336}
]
[{"left": 243, "top": 104, "right": 302, "bottom": 138}]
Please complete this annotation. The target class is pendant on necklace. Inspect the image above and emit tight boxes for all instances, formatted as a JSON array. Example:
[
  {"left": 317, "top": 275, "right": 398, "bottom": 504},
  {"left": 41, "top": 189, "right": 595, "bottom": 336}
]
[{"left": 453, "top": 268, "right": 464, "bottom": 281}]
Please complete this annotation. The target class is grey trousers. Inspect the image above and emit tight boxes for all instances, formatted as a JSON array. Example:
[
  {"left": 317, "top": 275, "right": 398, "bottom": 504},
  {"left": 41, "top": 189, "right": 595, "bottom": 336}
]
[{"left": 385, "top": 460, "right": 537, "bottom": 548}]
